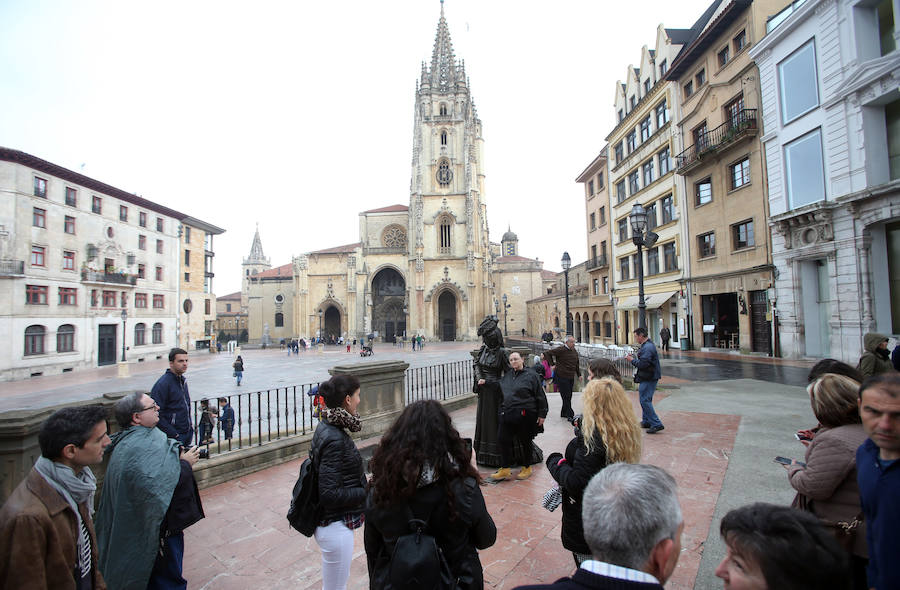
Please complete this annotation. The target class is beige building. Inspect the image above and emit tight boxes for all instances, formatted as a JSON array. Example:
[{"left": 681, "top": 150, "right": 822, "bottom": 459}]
[
  {"left": 667, "top": 0, "right": 784, "bottom": 353},
  {"left": 214, "top": 291, "right": 246, "bottom": 343},
  {"left": 179, "top": 217, "right": 224, "bottom": 351},
  {"left": 492, "top": 230, "right": 545, "bottom": 339}
]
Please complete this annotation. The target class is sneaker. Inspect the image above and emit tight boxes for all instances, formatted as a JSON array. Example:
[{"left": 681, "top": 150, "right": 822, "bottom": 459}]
[
  {"left": 640, "top": 421, "right": 651, "bottom": 429},
  {"left": 516, "top": 466, "right": 533, "bottom": 480},
  {"left": 647, "top": 425, "right": 665, "bottom": 434},
  {"left": 489, "top": 467, "right": 511, "bottom": 481}
]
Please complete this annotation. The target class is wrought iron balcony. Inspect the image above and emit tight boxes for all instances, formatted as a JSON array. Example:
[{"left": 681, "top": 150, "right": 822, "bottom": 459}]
[
  {"left": 81, "top": 269, "right": 138, "bottom": 286},
  {"left": 586, "top": 255, "right": 609, "bottom": 270},
  {"left": 675, "top": 109, "right": 758, "bottom": 174},
  {"left": 0, "top": 259, "right": 25, "bottom": 277}
]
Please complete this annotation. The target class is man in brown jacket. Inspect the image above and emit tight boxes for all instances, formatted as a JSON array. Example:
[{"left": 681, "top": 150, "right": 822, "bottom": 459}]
[
  {"left": 546, "top": 336, "right": 580, "bottom": 420},
  {"left": 0, "top": 405, "right": 110, "bottom": 589}
]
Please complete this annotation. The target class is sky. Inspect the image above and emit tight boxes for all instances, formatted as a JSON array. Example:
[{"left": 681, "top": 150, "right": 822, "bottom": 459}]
[{"left": 0, "top": 0, "right": 716, "bottom": 296}]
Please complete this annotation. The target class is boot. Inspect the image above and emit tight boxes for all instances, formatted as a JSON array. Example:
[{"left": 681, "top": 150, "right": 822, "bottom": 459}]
[
  {"left": 489, "top": 467, "right": 511, "bottom": 481},
  {"left": 516, "top": 466, "right": 533, "bottom": 480}
]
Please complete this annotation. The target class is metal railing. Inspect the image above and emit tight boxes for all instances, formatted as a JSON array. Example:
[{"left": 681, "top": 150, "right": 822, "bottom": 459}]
[
  {"left": 674, "top": 109, "right": 758, "bottom": 172},
  {"left": 405, "top": 359, "right": 474, "bottom": 404},
  {"left": 511, "top": 340, "right": 634, "bottom": 382},
  {"left": 81, "top": 269, "right": 138, "bottom": 285},
  {"left": 586, "top": 255, "right": 608, "bottom": 270}
]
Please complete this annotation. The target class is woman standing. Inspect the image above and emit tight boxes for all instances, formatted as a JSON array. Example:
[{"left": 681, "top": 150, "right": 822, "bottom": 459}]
[
  {"left": 232, "top": 355, "right": 244, "bottom": 386},
  {"left": 310, "top": 375, "right": 366, "bottom": 590},
  {"left": 364, "top": 400, "right": 497, "bottom": 589},
  {"left": 546, "top": 377, "right": 642, "bottom": 566}
]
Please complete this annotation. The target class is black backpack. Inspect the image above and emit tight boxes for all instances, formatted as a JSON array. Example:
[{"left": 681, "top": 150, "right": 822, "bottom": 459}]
[
  {"left": 385, "top": 504, "right": 457, "bottom": 590},
  {"left": 286, "top": 454, "right": 319, "bottom": 537}
]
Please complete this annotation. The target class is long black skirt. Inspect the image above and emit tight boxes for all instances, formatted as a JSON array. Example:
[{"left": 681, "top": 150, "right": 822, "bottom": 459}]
[{"left": 474, "top": 381, "right": 543, "bottom": 467}]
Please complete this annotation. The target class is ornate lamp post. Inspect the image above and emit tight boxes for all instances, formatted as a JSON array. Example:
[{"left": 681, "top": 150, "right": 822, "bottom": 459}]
[
  {"left": 120, "top": 309, "right": 127, "bottom": 362},
  {"left": 501, "top": 294, "right": 511, "bottom": 336},
  {"left": 317, "top": 308, "right": 323, "bottom": 341},
  {"left": 629, "top": 203, "right": 659, "bottom": 331},
  {"left": 561, "top": 252, "right": 572, "bottom": 337}
]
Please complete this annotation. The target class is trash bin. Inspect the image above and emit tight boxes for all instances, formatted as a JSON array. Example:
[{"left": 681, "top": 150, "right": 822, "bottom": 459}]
[{"left": 680, "top": 337, "right": 690, "bottom": 351}]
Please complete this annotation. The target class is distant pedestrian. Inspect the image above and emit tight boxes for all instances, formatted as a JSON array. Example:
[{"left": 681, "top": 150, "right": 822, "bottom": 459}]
[
  {"left": 150, "top": 348, "right": 193, "bottom": 447},
  {"left": 857, "top": 333, "right": 895, "bottom": 378},
  {"left": 546, "top": 336, "right": 579, "bottom": 420},
  {"left": 626, "top": 327, "right": 663, "bottom": 434},
  {"left": 218, "top": 397, "right": 234, "bottom": 440},
  {"left": 233, "top": 355, "right": 244, "bottom": 386},
  {"left": 659, "top": 325, "right": 671, "bottom": 352},
  {"left": 346, "top": 341, "right": 351, "bottom": 353},
  {"left": 198, "top": 399, "right": 216, "bottom": 444},
  {"left": 417, "top": 335, "right": 424, "bottom": 350}
]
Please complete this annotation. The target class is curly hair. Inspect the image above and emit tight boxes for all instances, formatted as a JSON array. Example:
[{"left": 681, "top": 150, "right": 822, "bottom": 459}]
[
  {"left": 368, "top": 400, "right": 480, "bottom": 517},
  {"left": 580, "top": 377, "right": 642, "bottom": 463}
]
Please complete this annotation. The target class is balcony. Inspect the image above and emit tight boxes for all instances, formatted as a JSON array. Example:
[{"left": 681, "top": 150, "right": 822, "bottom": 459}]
[
  {"left": 0, "top": 260, "right": 25, "bottom": 277},
  {"left": 586, "top": 255, "right": 608, "bottom": 271},
  {"left": 675, "top": 109, "right": 758, "bottom": 174},
  {"left": 81, "top": 269, "right": 138, "bottom": 286}
]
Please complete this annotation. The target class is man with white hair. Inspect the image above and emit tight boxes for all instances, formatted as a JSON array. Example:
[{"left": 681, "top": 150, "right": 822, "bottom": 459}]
[{"left": 514, "top": 463, "right": 684, "bottom": 589}]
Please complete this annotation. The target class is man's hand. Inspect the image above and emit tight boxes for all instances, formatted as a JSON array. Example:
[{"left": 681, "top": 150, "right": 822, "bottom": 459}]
[
  {"left": 536, "top": 417, "right": 545, "bottom": 426},
  {"left": 180, "top": 445, "right": 201, "bottom": 466},
  {"left": 625, "top": 354, "right": 633, "bottom": 362}
]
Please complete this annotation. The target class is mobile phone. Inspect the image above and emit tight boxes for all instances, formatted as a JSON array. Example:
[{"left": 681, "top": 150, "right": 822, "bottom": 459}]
[
  {"left": 774, "top": 456, "right": 792, "bottom": 465},
  {"left": 795, "top": 432, "right": 812, "bottom": 441}
]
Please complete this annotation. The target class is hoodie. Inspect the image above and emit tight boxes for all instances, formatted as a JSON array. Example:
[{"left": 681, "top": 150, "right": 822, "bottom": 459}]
[{"left": 857, "top": 333, "right": 893, "bottom": 378}]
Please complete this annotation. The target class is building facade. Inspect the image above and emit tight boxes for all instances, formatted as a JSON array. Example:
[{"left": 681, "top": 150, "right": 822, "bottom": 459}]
[
  {"left": 214, "top": 291, "right": 247, "bottom": 343},
  {"left": 179, "top": 216, "right": 224, "bottom": 351},
  {"left": 750, "top": 0, "right": 899, "bottom": 361}
]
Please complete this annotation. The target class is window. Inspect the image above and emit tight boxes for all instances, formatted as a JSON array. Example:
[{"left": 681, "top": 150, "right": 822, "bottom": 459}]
[
  {"left": 65, "top": 187, "right": 77, "bottom": 207},
  {"left": 275, "top": 312, "right": 284, "bottom": 327},
  {"left": 725, "top": 94, "right": 745, "bottom": 128},
  {"left": 139, "top": 235, "right": 146, "bottom": 250},
  {"left": 732, "top": 219, "right": 755, "bottom": 249},
  {"left": 156, "top": 217, "right": 164, "bottom": 232},
  {"left": 440, "top": 130, "right": 448, "bottom": 145},
  {"left": 628, "top": 171, "right": 640, "bottom": 194},
  {"left": 627, "top": 131, "right": 636, "bottom": 153},
  {"left": 135, "top": 293, "right": 148, "bottom": 308},
  {"left": 778, "top": 41, "right": 819, "bottom": 123},
  {"left": 597, "top": 172, "right": 604, "bottom": 189},
  {"left": 439, "top": 216, "right": 452, "bottom": 253},
  {"left": 437, "top": 160, "right": 451, "bottom": 186},
  {"left": 602, "top": 276, "right": 609, "bottom": 294},
  {"left": 645, "top": 78, "right": 652, "bottom": 95},
  {"left": 618, "top": 109, "right": 624, "bottom": 123},
  {"left": 734, "top": 29, "right": 747, "bottom": 53},
  {"left": 57, "top": 324, "right": 75, "bottom": 352},
  {"left": 630, "top": 95, "right": 636, "bottom": 109},
  {"left": 138, "top": 264, "right": 145, "bottom": 279},
  {"left": 696, "top": 68, "right": 706, "bottom": 87},
  {"left": 102, "top": 291, "right": 116, "bottom": 307},
  {"left": 90, "top": 290, "right": 98, "bottom": 307},
  {"left": 655, "top": 100, "right": 668, "bottom": 128},
  {"left": 698, "top": 232, "right": 716, "bottom": 258},
  {"left": 730, "top": 157, "right": 751, "bottom": 189},
  {"left": 588, "top": 180, "right": 594, "bottom": 196},
  {"left": 642, "top": 160, "right": 654, "bottom": 186},
  {"left": 226, "top": 303, "right": 232, "bottom": 312},
  {"left": 119, "top": 205, "right": 128, "bottom": 221},
  {"left": 139, "top": 212, "right": 147, "bottom": 227},
  {"left": 152, "top": 323, "right": 163, "bottom": 344},
  {"left": 439, "top": 103, "right": 448, "bottom": 116},
  {"left": 155, "top": 266, "right": 163, "bottom": 281},
  {"left": 684, "top": 80, "right": 693, "bottom": 98},
  {"left": 31, "top": 245, "right": 46, "bottom": 267},
  {"left": 718, "top": 46, "right": 730, "bottom": 67},
  {"left": 58, "top": 287, "right": 77, "bottom": 305},
  {"left": 205, "top": 299, "right": 210, "bottom": 314},
  {"left": 661, "top": 194, "right": 674, "bottom": 224},
  {"left": 663, "top": 242, "right": 677, "bottom": 271},
  {"left": 618, "top": 218, "right": 629, "bottom": 242},
  {"left": 92, "top": 196, "right": 102, "bottom": 214},
  {"left": 620, "top": 257, "right": 631, "bottom": 280},
  {"left": 694, "top": 122, "right": 709, "bottom": 151},
  {"left": 591, "top": 244, "right": 598, "bottom": 261},
  {"left": 696, "top": 178, "right": 712, "bottom": 206},
  {"left": 134, "top": 323, "right": 146, "bottom": 346},
  {"left": 153, "top": 294, "right": 165, "bottom": 309},
  {"left": 640, "top": 116, "right": 652, "bottom": 141},
  {"left": 589, "top": 213, "right": 596, "bottom": 230},
  {"left": 658, "top": 147, "right": 671, "bottom": 176},
  {"left": 614, "top": 142, "right": 624, "bottom": 164},
  {"left": 64, "top": 215, "right": 75, "bottom": 234},
  {"left": 877, "top": 0, "right": 896, "bottom": 55},
  {"left": 184, "top": 250, "right": 191, "bottom": 266},
  {"left": 184, "top": 272, "right": 190, "bottom": 282},
  {"left": 120, "top": 292, "right": 127, "bottom": 308},
  {"left": 25, "top": 325, "right": 45, "bottom": 355},
  {"left": 156, "top": 239, "right": 163, "bottom": 254},
  {"left": 63, "top": 251, "right": 75, "bottom": 271},
  {"left": 593, "top": 278, "right": 600, "bottom": 296},
  {"left": 599, "top": 206, "right": 606, "bottom": 225},
  {"left": 784, "top": 129, "right": 826, "bottom": 209},
  {"left": 647, "top": 247, "right": 660, "bottom": 275},
  {"left": 616, "top": 180, "right": 627, "bottom": 203},
  {"left": 646, "top": 202, "right": 658, "bottom": 230},
  {"left": 26, "top": 285, "right": 48, "bottom": 304},
  {"left": 34, "top": 177, "right": 47, "bottom": 198},
  {"left": 33, "top": 207, "right": 46, "bottom": 228}
]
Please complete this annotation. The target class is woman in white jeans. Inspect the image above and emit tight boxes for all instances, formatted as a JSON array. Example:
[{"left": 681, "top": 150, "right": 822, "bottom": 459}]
[{"left": 309, "top": 374, "right": 366, "bottom": 590}]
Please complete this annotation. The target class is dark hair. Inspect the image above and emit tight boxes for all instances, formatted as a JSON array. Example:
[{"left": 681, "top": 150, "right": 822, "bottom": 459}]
[
  {"left": 807, "top": 359, "right": 863, "bottom": 384},
  {"left": 114, "top": 392, "right": 146, "bottom": 428},
  {"left": 39, "top": 405, "right": 108, "bottom": 460},
  {"left": 719, "top": 503, "right": 850, "bottom": 590},
  {"left": 168, "top": 347, "right": 188, "bottom": 362},
  {"left": 859, "top": 372, "right": 900, "bottom": 400},
  {"left": 218, "top": 397, "right": 228, "bottom": 404},
  {"left": 588, "top": 357, "right": 623, "bottom": 384},
  {"left": 368, "top": 400, "right": 480, "bottom": 517},
  {"left": 633, "top": 327, "right": 648, "bottom": 338},
  {"left": 319, "top": 374, "right": 361, "bottom": 408}
]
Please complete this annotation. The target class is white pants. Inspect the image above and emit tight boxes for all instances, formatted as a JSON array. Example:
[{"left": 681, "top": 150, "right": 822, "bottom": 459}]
[{"left": 314, "top": 520, "right": 354, "bottom": 590}]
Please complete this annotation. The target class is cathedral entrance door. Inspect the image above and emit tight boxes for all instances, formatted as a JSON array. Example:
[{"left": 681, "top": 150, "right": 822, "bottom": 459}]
[
  {"left": 438, "top": 291, "right": 456, "bottom": 341},
  {"left": 323, "top": 306, "right": 341, "bottom": 342},
  {"left": 372, "top": 268, "right": 406, "bottom": 344}
]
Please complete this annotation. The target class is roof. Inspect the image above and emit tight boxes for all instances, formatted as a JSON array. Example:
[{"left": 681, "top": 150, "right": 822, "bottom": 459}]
[
  {"left": 666, "top": 0, "right": 751, "bottom": 79},
  {"left": 362, "top": 204, "right": 409, "bottom": 214},
  {"left": 219, "top": 291, "right": 241, "bottom": 300},
  {"left": 251, "top": 262, "right": 293, "bottom": 279},
  {"left": 541, "top": 270, "right": 559, "bottom": 280},
  {"left": 310, "top": 242, "right": 361, "bottom": 255},
  {"left": 496, "top": 255, "right": 537, "bottom": 263}
]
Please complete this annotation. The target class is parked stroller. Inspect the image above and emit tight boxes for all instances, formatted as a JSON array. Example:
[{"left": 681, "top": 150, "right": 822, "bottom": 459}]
[{"left": 360, "top": 344, "right": 374, "bottom": 357}]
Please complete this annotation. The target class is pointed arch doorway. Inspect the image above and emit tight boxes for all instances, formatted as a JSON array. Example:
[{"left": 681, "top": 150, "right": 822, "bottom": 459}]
[
  {"left": 372, "top": 268, "right": 406, "bottom": 343},
  {"left": 438, "top": 291, "right": 457, "bottom": 341},
  {"left": 322, "top": 305, "right": 341, "bottom": 342}
]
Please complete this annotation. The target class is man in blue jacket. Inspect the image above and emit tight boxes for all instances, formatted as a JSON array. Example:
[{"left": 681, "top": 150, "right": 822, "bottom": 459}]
[
  {"left": 856, "top": 372, "right": 900, "bottom": 590},
  {"left": 626, "top": 327, "right": 663, "bottom": 434},
  {"left": 151, "top": 348, "right": 193, "bottom": 446}
]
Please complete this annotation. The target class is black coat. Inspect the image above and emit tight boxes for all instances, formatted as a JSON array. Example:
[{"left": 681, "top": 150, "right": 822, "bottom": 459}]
[
  {"left": 364, "top": 476, "right": 497, "bottom": 590},
  {"left": 547, "top": 431, "right": 609, "bottom": 554},
  {"left": 310, "top": 419, "right": 366, "bottom": 525},
  {"left": 499, "top": 368, "right": 549, "bottom": 417}
]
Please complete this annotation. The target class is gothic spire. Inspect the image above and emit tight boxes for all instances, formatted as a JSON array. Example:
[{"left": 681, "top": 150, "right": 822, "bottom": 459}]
[
  {"left": 247, "top": 224, "right": 266, "bottom": 263},
  {"left": 427, "top": 1, "right": 459, "bottom": 92}
]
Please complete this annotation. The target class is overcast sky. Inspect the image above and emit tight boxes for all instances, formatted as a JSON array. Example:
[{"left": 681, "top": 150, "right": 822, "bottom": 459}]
[{"left": 0, "top": 0, "right": 716, "bottom": 296}]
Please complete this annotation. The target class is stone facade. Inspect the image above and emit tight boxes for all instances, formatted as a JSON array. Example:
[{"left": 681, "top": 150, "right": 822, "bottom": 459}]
[{"left": 179, "top": 217, "right": 224, "bottom": 351}]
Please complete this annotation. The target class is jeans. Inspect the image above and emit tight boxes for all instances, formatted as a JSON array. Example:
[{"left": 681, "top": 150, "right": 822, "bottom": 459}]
[
  {"left": 147, "top": 533, "right": 186, "bottom": 590},
  {"left": 555, "top": 376, "right": 575, "bottom": 418},
  {"left": 235, "top": 370, "right": 242, "bottom": 385},
  {"left": 638, "top": 380, "right": 663, "bottom": 428},
  {"left": 315, "top": 520, "right": 354, "bottom": 590}
]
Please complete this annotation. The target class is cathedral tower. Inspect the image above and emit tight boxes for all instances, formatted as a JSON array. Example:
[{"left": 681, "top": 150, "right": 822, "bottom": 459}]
[{"left": 241, "top": 226, "right": 271, "bottom": 310}]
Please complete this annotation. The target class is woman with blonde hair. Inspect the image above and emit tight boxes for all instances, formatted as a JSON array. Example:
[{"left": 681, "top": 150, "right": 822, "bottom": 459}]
[{"left": 545, "top": 377, "right": 642, "bottom": 566}]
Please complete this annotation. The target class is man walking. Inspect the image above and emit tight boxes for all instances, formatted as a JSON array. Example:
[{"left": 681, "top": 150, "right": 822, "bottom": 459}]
[
  {"left": 151, "top": 347, "right": 193, "bottom": 446},
  {"left": 659, "top": 325, "right": 671, "bottom": 352},
  {"left": 546, "top": 336, "right": 580, "bottom": 420},
  {"left": 0, "top": 405, "right": 110, "bottom": 589},
  {"left": 96, "top": 392, "right": 204, "bottom": 590},
  {"left": 626, "top": 327, "right": 664, "bottom": 434},
  {"left": 856, "top": 373, "right": 900, "bottom": 590}
]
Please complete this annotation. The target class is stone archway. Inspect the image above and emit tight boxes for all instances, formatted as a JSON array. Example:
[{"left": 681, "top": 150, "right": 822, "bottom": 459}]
[
  {"left": 372, "top": 267, "right": 406, "bottom": 343},
  {"left": 322, "top": 306, "right": 341, "bottom": 342},
  {"left": 437, "top": 290, "right": 457, "bottom": 341}
]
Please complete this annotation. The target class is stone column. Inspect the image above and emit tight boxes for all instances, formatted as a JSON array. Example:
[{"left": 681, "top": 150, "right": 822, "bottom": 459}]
[{"left": 330, "top": 360, "right": 409, "bottom": 439}]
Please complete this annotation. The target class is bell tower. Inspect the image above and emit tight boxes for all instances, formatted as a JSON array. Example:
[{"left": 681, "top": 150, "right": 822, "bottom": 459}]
[{"left": 241, "top": 225, "right": 271, "bottom": 311}]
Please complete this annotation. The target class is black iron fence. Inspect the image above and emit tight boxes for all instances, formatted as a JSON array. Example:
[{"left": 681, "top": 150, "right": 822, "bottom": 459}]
[
  {"left": 511, "top": 340, "right": 634, "bottom": 382},
  {"left": 405, "top": 359, "right": 474, "bottom": 404}
]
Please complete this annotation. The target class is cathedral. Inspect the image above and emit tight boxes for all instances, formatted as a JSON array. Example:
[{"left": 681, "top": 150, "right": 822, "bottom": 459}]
[{"left": 239, "top": 5, "right": 546, "bottom": 344}]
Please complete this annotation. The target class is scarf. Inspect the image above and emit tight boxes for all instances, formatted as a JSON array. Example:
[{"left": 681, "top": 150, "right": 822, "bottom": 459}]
[
  {"left": 34, "top": 456, "right": 96, "bottom": 573},
  {"left": 324, "top": 407, "right": 362, "bottom": 432}
]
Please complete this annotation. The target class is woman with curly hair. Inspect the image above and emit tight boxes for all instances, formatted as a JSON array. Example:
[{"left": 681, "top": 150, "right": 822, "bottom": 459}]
[
  {"left": 545, "top": 377, "right": 642, "bottom": 567},
  {"left": 364, "top": 400, "right": 497, "bottom": 590}
]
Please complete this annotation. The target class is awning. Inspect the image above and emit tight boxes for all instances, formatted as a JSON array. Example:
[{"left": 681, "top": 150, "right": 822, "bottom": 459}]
[{"left": 616, "top": 291, "right": 678, "bottom": 311}]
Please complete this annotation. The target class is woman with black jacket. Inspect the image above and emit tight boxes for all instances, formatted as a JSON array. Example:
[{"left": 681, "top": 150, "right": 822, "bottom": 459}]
[
  {"left": 310, "top": 374, "right": 366, "bottom": 590},
  {"left": 545, "top": 377, "right": 642, "bottom": 567},
  {"left": 364, "top": 400, "right": 497, "bottom": 590}
]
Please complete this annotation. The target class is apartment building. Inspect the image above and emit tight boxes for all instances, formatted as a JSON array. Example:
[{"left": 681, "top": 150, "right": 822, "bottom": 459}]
[
  {"left": 180, "top": 216, "right": 224, "bottom": 351},
  {"left": 750, "top": 0, "right": 899, "bottom": 361}
]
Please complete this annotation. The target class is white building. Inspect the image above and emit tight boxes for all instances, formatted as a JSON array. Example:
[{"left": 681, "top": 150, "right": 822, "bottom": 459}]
[{"left": 750, "top": 0, "right": 899, "bottom": 360}]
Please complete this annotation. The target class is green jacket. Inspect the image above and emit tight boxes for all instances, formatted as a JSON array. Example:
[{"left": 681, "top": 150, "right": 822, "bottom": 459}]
[{"left": 857, "top": 333, "right": 893, "bottom": 378}]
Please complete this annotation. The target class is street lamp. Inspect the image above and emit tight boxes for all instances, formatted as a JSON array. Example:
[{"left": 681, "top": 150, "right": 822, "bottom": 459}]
[
  {"left": 501, "top": 294, "right": 511, "bottom": 336},
  {"left": 120, "top": 309, "right": 127, "bottom": 362},
  {"left": 629, "top": 203, "right": 659, "bottom": 331},
  {"left": 317, "top": 308, "right": 323, "bottom": 341},
  {"left": 561, "top": 252, "right": 572, "bottom": 337}
]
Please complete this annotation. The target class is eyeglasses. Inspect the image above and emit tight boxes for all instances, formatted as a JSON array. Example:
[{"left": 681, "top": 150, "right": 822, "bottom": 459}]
[{"left": 140, "top": 402, "right": 159, "bottom": 412}]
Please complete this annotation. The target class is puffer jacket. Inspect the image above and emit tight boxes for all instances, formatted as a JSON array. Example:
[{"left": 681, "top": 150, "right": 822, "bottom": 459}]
[
  {"left": 364, "top": 476, "right": 496, "bottom": 590},
  {"left": 788, "top": 423, "right": 868, "bottom": 557},
  {"left": 499, "top": 368, "right": 548, "bottom": 417},
  {"left": 310, "top": 418, "right": 366, "bottom": 525},
  {"left": 857, "top": 333, "right": 893, "bottom": 378}
]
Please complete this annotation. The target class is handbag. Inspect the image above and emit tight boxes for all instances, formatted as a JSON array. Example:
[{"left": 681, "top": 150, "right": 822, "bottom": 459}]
[
  {"left": 286, "top": 456, "right": 320, "bottom": 536},
  {"left": 541, "top": 485, "right": 562, "bottom": 512},
  {"left": 793, "top": 493, "right": 862, "bottom": 554}
]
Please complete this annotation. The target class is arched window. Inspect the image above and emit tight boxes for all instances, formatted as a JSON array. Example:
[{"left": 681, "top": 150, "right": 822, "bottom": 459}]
[
  {"left": 275, "top": 312, "right": 284, "bottom": 327},
  {"left": 25, "top": 325, "right": 45, "bottom": 355},
  {"left": 152, "top": 322, "right": 163, "bottom": 344},
  {"left": 440, "top": 130, "right": 448, "bottom": 145},
  {"left": 439, "top": 103, "right": 448, "bottom": 116},
  {"left": 437, "top": 160, "right": 452, "bottom": 186},
  {"left": 134, "top": 322, "right": 146, "bottom": 346},
  {"left": 57, "top": 324, "right": 75, "bottom": 352},
  {"left": 438, "top": 216, "right": 452, "bottom": 254}
]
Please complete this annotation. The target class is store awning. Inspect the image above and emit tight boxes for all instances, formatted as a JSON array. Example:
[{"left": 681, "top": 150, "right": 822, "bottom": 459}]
[{"left": 616, "top": 291, "right": 678, "bottom": 311}]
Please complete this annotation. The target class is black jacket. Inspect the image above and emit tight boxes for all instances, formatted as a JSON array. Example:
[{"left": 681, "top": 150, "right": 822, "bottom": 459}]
[
  {"left": 150, "top": 369, "right": 193, "bottom": 446},
  {"left": 310, "top": 419, "right": 366, "bottom": 525},
  {"left": 162, "top": 459, "right": 205, "bottom": 536},
  {"left": 547, "top": 431, "right": 609, "bottom": 554},
  {"left": 364, "top": 476, "right": 497, "bottom": 590},
  {"left": 499, "top": 368, "right": 549, "bottom": 418}
]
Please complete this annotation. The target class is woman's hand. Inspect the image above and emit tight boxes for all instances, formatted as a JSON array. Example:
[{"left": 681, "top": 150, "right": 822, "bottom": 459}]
[{"left": 477, "top": 378, "right": 486, "bottom": 386}]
